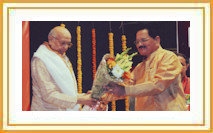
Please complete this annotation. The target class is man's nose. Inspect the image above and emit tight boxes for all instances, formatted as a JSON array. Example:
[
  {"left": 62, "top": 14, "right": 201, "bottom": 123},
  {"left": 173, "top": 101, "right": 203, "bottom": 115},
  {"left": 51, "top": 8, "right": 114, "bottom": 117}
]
[
  {"left": 137, "top": 41, "right": 144, "bottom": 46},
  {"left": 63, "top": 44, "right": 69, "bottom": 50}
]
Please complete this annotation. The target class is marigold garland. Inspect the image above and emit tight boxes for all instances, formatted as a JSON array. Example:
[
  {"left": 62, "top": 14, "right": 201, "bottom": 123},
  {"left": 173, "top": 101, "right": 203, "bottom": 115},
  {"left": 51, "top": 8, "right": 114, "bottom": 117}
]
[
  {"left": 77, "top": 26, "right": 82, "bottom": 95},
  {"left": 60, "top": 24, "right": 65, "bottom": 27},
  {"left": 122, "top": 35, "right": 127, "bottom": 51},
  {"left": 92, "top": 28, "right": 96, "bottom": 80},
  {"left": 108, "top": 32, "right": 116, "bottom": 111},
  {"left": 121, "top": 35, "right": 129, "bottom": 111}
]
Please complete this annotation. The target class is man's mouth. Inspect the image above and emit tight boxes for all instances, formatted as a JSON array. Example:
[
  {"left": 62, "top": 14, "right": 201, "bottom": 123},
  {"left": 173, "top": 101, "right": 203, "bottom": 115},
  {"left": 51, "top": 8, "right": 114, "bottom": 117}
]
[{"left": 139, "top": 46, "right": 146, "bottom": 49}]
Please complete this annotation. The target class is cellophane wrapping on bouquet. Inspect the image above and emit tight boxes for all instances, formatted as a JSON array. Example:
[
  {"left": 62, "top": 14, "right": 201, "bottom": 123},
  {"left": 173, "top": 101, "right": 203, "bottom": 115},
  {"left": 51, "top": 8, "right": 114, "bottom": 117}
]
[
  {"left": 91, "top": 54, "right": 119, "bottom": 100},
  {"left": 91, "top": 48, "right": 137, "bottom": 100}
]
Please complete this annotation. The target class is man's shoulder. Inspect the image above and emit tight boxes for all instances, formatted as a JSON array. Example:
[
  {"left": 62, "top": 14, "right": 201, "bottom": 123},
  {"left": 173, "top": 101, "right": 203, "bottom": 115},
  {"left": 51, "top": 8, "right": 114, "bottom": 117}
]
[
  {"left": 157, "top": 48, "right": 178, "bottom": 62},
  {"left": 31, "top": 57, "right": 46, "bottom": 67},
  {"left": 31, "top": 56, "right": 41, "bottom": 63},
  {"left": 161, "top": 48, "right": 176, "bottom": 57},
  {"left": 153, "top": 48, "right": 180, "bottom": 65}
]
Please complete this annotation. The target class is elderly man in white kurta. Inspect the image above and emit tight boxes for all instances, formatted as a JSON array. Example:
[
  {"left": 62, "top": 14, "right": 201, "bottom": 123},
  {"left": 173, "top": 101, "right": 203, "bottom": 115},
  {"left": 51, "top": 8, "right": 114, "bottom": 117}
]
[{"left": 30, "top": 26, "right": 97, "bottom": 111}]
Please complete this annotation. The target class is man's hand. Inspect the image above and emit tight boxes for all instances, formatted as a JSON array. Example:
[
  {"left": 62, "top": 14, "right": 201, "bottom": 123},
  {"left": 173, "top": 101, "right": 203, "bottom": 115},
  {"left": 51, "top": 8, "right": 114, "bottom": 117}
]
[
  {"left": 86, "top": 90, "right": 92, "bottom": 94},
  {"left": 77, "top": 93, "right": 97, "bottom": 106},
  {"left": 103, "top": 82, "right": 126, "bottom": 97}
]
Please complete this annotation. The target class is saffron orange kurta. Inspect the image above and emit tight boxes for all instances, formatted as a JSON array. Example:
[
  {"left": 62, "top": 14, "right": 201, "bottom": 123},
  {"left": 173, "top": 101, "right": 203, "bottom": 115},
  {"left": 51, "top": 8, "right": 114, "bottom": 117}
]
[{"left": 125, "top": 46, "right": 187, "bottom": 111}]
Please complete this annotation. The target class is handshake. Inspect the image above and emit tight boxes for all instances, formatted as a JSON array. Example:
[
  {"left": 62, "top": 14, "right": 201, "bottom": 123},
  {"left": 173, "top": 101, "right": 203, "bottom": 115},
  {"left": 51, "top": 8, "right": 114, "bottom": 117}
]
[{"left": 77, "top": 90, "right": 108, "bottom": 111}]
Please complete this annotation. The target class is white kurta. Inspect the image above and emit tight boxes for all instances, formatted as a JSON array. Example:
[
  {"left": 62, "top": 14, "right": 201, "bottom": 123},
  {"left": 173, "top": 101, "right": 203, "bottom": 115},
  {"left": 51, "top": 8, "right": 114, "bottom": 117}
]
[{"left": 31, "top": 44, "right": 81, "bottom": 111}]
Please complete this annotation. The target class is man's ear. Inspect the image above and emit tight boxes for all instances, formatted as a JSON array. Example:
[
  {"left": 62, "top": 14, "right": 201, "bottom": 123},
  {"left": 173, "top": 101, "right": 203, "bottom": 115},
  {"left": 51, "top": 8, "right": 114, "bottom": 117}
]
[
  {"left": 154, "top": 36, "right": 160, "bottom": 47},
  {"left": 48, "top": 36, "right": 55, "bottom": 46},
  {"left": 155, "top": 36, "right": 160, "bottom": 44},
  {"left": 48, "top": 35, "right": 54, "bottom": 42}
]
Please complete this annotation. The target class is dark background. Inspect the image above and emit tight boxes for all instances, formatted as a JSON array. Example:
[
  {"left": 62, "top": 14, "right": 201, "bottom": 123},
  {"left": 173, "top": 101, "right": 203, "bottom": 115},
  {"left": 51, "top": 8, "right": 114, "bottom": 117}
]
[{"left": 30, "top": 21, "right": 190, "bottom": 111}]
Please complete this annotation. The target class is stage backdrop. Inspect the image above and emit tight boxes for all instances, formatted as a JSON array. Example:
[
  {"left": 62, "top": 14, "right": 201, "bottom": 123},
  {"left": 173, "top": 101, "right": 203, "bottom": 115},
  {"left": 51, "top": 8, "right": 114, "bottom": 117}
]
[{"left": 26, "top": 21, "right": 189, "bottom": 111}]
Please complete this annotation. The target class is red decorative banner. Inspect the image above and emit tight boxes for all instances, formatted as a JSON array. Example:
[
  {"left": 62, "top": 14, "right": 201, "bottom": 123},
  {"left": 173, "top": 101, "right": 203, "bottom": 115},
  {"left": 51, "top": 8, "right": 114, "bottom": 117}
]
[{"left": 22, "top": 21, "right": 30, "bottom": 111}]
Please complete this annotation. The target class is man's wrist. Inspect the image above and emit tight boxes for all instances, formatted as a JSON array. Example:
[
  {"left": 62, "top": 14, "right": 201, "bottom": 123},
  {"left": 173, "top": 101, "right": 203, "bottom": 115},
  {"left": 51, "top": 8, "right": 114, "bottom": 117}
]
[
  {"left": 125, "top": 85, "right": 133, "bottom": 96},
  {"left": 77, "top": 95, "right": 84, "bottom": 104}
]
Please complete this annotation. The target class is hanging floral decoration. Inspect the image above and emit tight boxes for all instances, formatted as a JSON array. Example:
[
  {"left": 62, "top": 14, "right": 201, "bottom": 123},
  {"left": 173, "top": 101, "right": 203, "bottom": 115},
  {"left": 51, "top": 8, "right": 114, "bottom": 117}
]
[
  {"left": 77, "top": 26, "right": 82, "bottom": 95},
  {"left": 60, "top": 24, "right": 65, "bottom": 27},
  {"left": 122, "top": 35, "right": 127, "bottom": 52},
  {"left": 92, "top": 28, "right": 96, "bottom": 80},
  {"left": 121, "top": 35, "right": 130, "bottom": 111},
  {"left": 108, "top": 32, "right": 116, "bottom": 111}
]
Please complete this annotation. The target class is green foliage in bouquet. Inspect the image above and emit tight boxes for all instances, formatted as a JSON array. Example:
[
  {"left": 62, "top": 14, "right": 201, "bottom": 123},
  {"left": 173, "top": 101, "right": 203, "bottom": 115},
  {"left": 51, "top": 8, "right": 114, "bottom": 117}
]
[{"left": 106, "top": 48, "right": 137, "bottom": 80}]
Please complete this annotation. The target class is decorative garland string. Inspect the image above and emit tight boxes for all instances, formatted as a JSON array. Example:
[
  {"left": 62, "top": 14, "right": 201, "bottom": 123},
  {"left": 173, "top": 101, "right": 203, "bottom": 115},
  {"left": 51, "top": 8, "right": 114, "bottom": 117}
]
[
  {"left": 77, "top": 26, "right": 82, "bottom": 97},
  {"left": 108, "top": 32, "right": 116, "bottom": 111},
  {"left": 121, "top": 35, "right": 129, "bottom": 111},
  {"left": 92, "top": 28, "right": 96, "bottom": 80}
]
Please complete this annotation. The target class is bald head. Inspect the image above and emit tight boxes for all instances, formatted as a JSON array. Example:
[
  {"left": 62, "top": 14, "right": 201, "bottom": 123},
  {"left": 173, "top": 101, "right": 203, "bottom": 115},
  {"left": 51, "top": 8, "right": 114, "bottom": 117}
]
[
  {"left": 48, "top": 26, "right": 72, "bottom": 55},
  {"left": 48, "top": 26, "right": 71, "bottom": 40}
]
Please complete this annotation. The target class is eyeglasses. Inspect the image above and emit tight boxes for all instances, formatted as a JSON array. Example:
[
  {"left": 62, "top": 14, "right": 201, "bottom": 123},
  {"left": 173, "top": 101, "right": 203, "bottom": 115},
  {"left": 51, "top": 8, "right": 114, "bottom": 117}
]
[
  {"left": 52, "top": 36, "right": 73, "bottom": 48},
  {"left": 133, "top": 38, "right": 149, "bottom": 45}
]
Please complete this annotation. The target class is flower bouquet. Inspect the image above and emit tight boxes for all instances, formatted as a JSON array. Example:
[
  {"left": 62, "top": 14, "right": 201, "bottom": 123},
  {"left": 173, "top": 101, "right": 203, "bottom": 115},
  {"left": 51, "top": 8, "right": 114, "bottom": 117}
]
[{"left": 91, "top": 48, "right": 137, "bottom": 100}]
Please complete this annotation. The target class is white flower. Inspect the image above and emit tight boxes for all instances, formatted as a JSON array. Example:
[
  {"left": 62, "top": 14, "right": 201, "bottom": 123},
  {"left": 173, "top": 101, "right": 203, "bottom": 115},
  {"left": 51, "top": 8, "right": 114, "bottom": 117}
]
[{"left": 111, "top": 64, "right": 124, "bottom": 79}]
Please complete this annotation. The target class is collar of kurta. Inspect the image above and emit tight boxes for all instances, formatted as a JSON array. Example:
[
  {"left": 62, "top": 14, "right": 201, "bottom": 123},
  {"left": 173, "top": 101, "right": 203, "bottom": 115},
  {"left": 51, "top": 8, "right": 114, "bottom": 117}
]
[
  {"left": 43, "top": 41, "right": 66, "bottom": 56},
  {"left": 144, "top": 46, "right": 163, "bottom": 61}
]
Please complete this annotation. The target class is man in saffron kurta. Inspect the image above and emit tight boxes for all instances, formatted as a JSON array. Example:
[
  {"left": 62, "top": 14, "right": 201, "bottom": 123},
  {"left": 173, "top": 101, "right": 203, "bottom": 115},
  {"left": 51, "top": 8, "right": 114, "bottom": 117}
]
[
  {"left": 31, "top": 26, "right": 96, "bottom": 111},
  {"left": 105, "top": 26, "right": 187, "bottom": 111}
]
